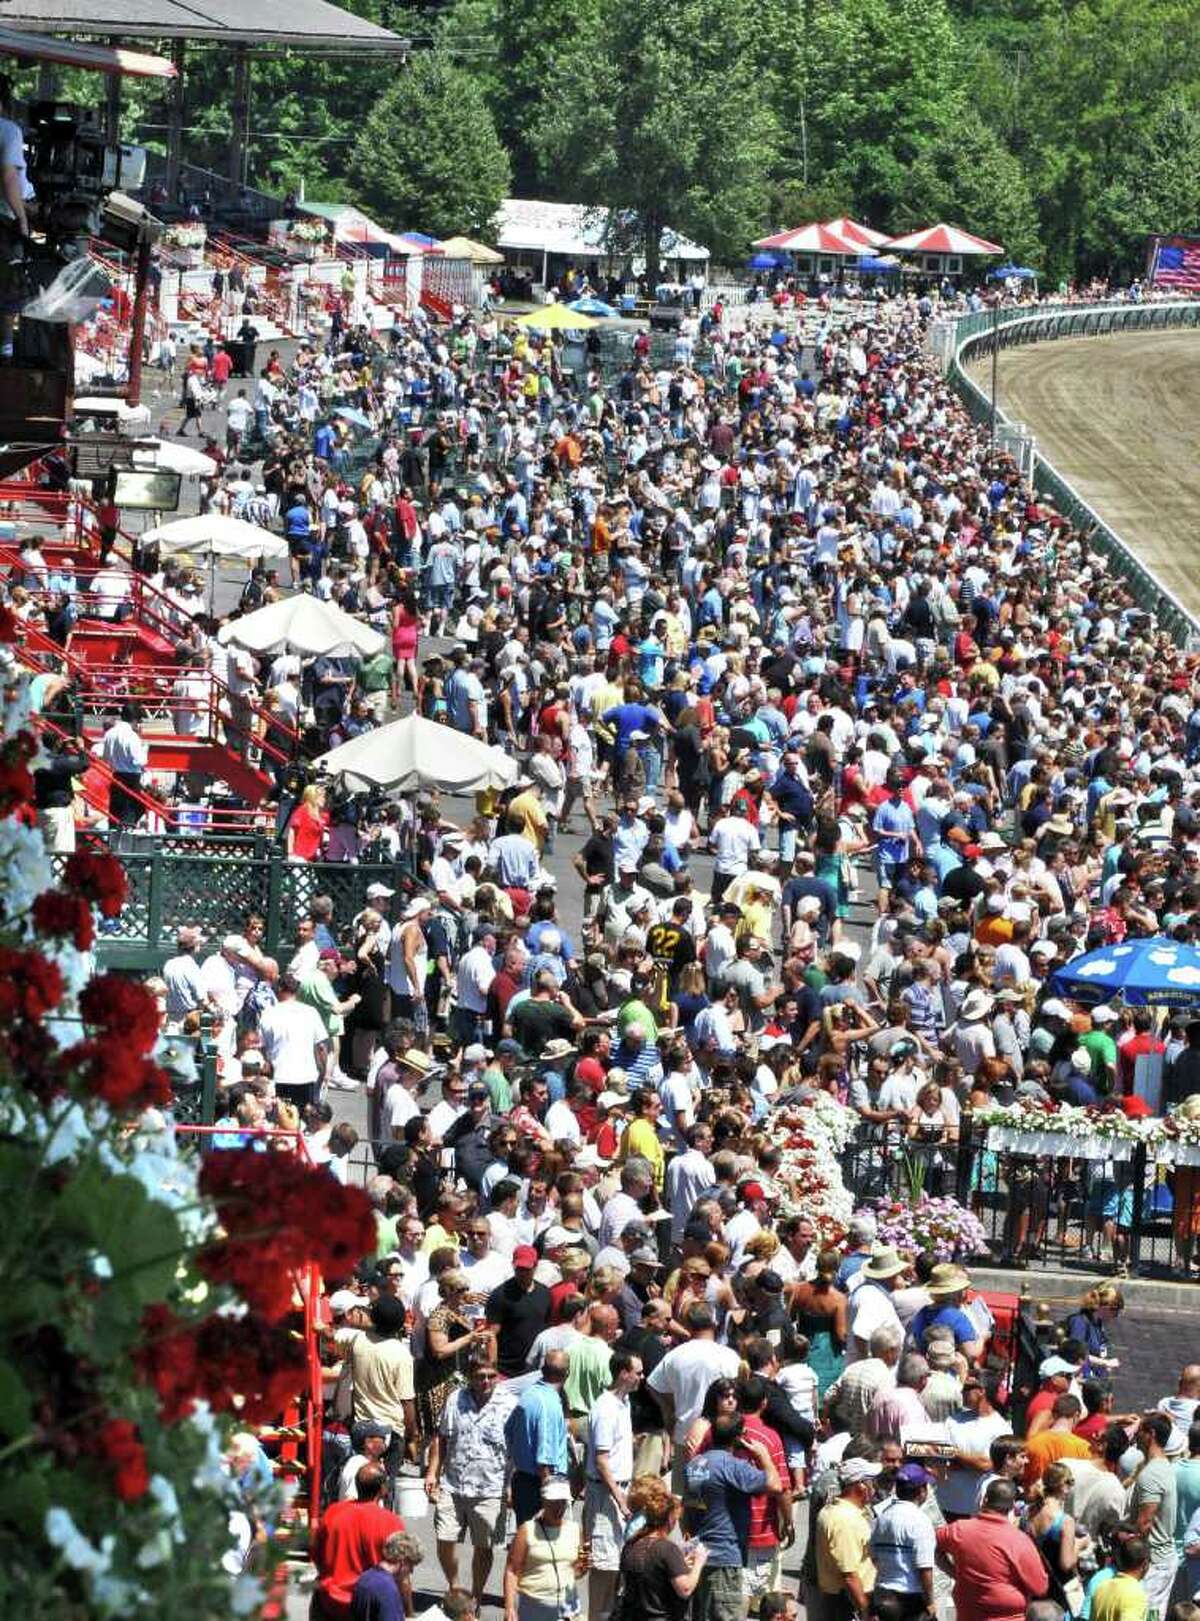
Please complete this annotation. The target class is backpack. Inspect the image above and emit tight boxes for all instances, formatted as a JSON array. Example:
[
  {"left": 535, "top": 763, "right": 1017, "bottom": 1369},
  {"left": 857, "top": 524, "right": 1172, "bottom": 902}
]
[{"left": 236, "top": 977, "right": 278, "bottom": 1038}]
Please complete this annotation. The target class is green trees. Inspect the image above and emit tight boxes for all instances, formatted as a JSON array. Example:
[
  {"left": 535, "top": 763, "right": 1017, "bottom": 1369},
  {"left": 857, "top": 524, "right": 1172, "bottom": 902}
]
[
  {"left": 346, "top": 50, "right": 510, "bottom": 239},
  {"left": 528, "top": 0, "right": 776, "bottom": 277}
]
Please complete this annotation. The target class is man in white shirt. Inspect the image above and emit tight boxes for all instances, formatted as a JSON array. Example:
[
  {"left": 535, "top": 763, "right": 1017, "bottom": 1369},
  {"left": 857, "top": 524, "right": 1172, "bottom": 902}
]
[
  {"left": 257, "top": 972, "right": 329, "bottom": 1107},
  {"left": 584, "top": 1351, "right": 641, "bottom": 1621},
  {"left": 849, "top": 1247, "right": 908, "bottom": 1358},
  {"left": 454, "top": 924, "right": 497, "bottom": 1048},
  {"left": 597, "top": 1160, "right": 655, "bottom": 1249},
  {"left": 287, "top": 918, "right": 321, "bottom": 983},
  {"left": 647, "top": 1301, "right": 741, "bottom": 1491},
  {"left": 162, "top": 925, "right": 208, "bottom": 1027},
  {"left": 708, "top": 802, "right": 761, "bottom": 903},
  {"left": 664, "top": 1123, "right": 715, "bottom": 1242},
  {"left": 427, "top": 1074, "right": 468, "bottom": 1143}
]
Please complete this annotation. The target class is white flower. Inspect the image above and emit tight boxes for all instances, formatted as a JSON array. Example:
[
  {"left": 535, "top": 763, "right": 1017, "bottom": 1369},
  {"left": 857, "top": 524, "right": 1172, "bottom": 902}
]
[
  {"left": 44, "top": 1507, "right": 113, "bottom": 1577},
  {"left": 231, "top": 1573, "right": 267, "bottom": 1615},
  {"left": 136, "top": 1529, "right": 173, "bottom": 1569},
  {"left": 90, "top": 1252, "right": 114, "bottom": 1280}
]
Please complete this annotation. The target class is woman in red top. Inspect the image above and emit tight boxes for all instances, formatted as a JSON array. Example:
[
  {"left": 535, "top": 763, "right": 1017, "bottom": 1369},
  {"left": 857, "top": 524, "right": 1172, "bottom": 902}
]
[
  {"left": 390, "top": 588, "right": 421, "bottom": 704},
  {"left": 286, "top": 783, "right": 329, "bottom": 862}
]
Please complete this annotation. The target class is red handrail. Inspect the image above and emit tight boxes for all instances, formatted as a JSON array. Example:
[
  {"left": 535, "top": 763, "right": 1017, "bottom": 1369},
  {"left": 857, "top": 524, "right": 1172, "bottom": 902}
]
[{"left": 174, "top": 1125, "right": 324, "bottom": 1540}]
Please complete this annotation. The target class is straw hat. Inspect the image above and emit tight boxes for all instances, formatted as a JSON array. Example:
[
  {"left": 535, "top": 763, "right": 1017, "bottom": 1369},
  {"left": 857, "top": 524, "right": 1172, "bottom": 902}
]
[
  {"left": 862, "top": 1245, "right": 908, "bottom": 1281},
  {"left": 927, "top": 1263, "right": 971, "bottom": 1298}
]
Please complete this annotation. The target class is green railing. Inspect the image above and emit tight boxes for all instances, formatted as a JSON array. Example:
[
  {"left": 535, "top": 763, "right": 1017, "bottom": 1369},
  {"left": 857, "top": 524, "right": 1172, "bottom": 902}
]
[
  {"left": 945, "top": 298, "right": 1200, "bottom": 647},
  {"left": 79, "top": 847, "right": 412, "bottom": 971}
]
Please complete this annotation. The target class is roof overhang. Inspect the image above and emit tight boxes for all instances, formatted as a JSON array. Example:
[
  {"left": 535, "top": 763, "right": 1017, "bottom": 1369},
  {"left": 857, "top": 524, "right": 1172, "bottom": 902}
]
[
  {"left": 0, "top": 23, "right": 176, "bottom": 74},
  {"left": 0, "top": 1, "right": 410, "bottom": 55}
]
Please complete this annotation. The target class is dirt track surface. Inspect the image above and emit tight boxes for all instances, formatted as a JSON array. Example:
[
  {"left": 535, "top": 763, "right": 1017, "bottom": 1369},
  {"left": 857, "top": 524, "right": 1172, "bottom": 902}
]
[{"left": 966, "top": 330, "right": 1200, "bottom": 619}]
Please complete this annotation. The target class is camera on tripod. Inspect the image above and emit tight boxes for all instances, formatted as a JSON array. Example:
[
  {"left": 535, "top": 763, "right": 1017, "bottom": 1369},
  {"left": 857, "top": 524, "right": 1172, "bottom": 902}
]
[{"left": 25, "top": 100, "right": 146, "bottom": 255}]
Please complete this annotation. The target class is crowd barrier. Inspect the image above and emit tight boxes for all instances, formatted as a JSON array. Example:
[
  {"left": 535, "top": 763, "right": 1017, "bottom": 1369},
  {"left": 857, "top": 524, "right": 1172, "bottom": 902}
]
[{"left": 946, "top": 298, "right": 1200, "bottom": 648}]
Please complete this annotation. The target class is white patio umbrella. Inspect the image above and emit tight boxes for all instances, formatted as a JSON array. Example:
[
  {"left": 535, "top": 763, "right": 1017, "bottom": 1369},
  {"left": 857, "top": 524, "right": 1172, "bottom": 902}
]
[
  {"left": 140, "top": 514, "right": 290, "bottom": 612},
  {"left": 218, "top": 595, "right": 386, "bottom": 659},
  {"left": 131, "top": 439, "right": 218, "bottom": 478},
  {"left": 316, "top": 713, "right": 519, "bottom": 795},
  {"left": 140, "top": 514, "right": 290, "bottom": 560}
]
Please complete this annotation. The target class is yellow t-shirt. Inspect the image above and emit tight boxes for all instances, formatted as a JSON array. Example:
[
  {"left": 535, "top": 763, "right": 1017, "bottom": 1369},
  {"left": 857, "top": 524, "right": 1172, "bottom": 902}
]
[
  {"left": 617, "top": 1117, "right": 665, "bottom": 1189},
  {"left": 1091, "top": 1575, "right": 1148, "bottom": 1621},
  {"left": 816, "top": 1498, "right": 876, "bottom": 1596},
  {"left": 507, "top": 789, "right": 549, "bottom": 852}
]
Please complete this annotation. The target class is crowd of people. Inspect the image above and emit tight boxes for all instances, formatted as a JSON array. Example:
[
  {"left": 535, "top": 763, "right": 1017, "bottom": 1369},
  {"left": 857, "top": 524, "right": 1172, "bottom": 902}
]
[{"left": 13, "top": 263, "right": 1200, "bottom": 1621}]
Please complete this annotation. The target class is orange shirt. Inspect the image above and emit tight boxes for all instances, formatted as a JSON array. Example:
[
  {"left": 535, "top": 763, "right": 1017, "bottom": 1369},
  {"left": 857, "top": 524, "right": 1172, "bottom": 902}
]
[{"left": 1023, "top": 1429, "right": 1091, "bottom": 1490}]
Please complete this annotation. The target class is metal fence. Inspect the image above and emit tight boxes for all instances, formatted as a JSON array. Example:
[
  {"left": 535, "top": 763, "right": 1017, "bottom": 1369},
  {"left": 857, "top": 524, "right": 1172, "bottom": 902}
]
[
  {"left": 946, "top": 298, "right": 1200, "bottom": 648},
  {"left": 841, "top": 1122, "right": 1190, "bottom": 1280},
  {"left": 78, "top": 846, "right": 415, "bottom": 971}
]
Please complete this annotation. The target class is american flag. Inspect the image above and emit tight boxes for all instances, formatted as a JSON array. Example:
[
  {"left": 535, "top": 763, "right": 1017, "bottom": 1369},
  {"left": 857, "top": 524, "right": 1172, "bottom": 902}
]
[{"left": 1152, "top": 238, "right": 1200, "bottom": 291}]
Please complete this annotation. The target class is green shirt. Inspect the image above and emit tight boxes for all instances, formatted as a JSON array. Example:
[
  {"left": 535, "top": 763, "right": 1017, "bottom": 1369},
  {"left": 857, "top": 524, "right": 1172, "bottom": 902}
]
[
  {"left": 564, "top": 1335, "right": 613, "bottom": 1418},
  {"left": 482, "top": 1063, "right": 513, "bottom": 1114},
  {"left": 359, "top": 650, "right": 394, "bottom": 693},
  {"left": 617, "top": 998, "right": 659, "bottom": 1043},
  {"left": 300, "top": 971, "right": 343, "bottom": 1037},
  {"left": 1078, "top": 1029, "right": 1117, "bottom": 1088}
]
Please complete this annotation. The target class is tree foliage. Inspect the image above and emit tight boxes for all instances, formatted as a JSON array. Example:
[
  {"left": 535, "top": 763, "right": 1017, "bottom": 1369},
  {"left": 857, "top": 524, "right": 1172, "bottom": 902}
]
[
  {"left": 346, "top": 49, "right": 510, "bottom": 238},
  {"left": 36, "top": 0, "right": 1200, "bottom": 280}
]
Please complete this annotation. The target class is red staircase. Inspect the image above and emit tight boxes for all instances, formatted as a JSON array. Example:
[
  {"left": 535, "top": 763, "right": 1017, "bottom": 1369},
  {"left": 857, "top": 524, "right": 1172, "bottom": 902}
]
[{"left": 0, "top": 480, "right": 297, "bottom": 827}]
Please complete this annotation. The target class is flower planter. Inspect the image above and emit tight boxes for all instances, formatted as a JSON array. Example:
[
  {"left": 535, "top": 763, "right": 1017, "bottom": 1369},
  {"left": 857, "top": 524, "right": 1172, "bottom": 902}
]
[
  {"left": 1152, "top": 1140, "right": 1200, "bottom": 1167},
  {"left": 985, "top": 1125, "right": 1136, "bottom": 1160}
]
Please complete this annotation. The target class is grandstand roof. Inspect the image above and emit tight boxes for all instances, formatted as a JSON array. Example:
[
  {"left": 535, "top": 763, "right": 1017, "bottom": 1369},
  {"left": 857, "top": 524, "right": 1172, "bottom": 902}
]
[{"left": 0, "top": 0, "right": 409, "bottom": 52}]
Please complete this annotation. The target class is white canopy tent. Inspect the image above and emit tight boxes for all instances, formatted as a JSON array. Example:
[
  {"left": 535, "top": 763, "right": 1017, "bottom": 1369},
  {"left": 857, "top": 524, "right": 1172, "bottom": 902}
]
[
  {"left": 218, "top": 595, "right": 386, "bottom": 659},
  {"left": 316, "top": 713, "right": 519, "bottom": 795},
  {"left": 131, "top": 439, "right": 218, "bottom": 477},
  {"left": 141, "top": 514, "right": 290, "bottom": 560}
]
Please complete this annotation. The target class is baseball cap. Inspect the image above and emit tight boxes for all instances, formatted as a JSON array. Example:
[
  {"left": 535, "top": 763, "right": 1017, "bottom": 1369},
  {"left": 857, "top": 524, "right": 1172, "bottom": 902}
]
[
  {"left": 329, "top": 1288, "right": 364, "bottom": 1315},
  {"left": 463, "top": 1043, "right": 492, "bottom": 1064},
  {"left": 840, "top": 1458, "right": 882, "bottom": 1483},
  {"left": 541, "top": 1477, "right": 572, "bottom": 1502},
  {"left": 513, "top": 1244, "right": 538, "bottom": 1268},
  {"left": 497, "top": 1039, "right": 524, "bottom": 1057},
  {"left": 1040, "top": 998, "right": 1071, "bottom": 1020},
  {"left": 629, "top": 1246, "right": 662, "bottom": 1268},
  {"left": 318, "top": 947, "right": 342, "bottom": 962},
  {"left": 741, "top": 1181, "right": 766, "bottom": 1204},
  {"left": 366, "top": 882, "right": 395, "bottom": 897},
  {"left": 1039, "top": 1355, "right": 1078, "bottom": 1379},
  {"left": 896, "top": 1462, "right": 936, "bottom": 1486}
]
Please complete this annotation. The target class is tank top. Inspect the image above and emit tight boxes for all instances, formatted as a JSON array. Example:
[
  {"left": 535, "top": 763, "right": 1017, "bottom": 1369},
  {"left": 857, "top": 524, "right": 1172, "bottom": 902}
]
[{"left": 521, "top": 1518, "right": 580, "bottom": 1606}]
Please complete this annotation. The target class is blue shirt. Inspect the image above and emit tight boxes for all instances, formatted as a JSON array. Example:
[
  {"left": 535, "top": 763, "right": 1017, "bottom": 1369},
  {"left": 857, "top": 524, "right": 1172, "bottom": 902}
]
[
  {"left": 683, "top": 1449, "right": 766, "bottom": 1566},
  {"left": 351, "top": 1566, "right": 405, "bottom": 1621},
  {"left": 909, "top": 1302, "right": 977, "bottom": 1350},
  {"left": 313, "top": 424, "right": 335, "bottom": 461},
  {"left": 284, "top": 503, "right": 311, "bottom": 541},
  {"left": 505, "top": 1379, "right": 569, "bottom": 1477},
  {"left": 873, "top": 797, "right": 916, "bottom": 864},
  {"left": 602, "top": 702, "right": 660, "bottom": 753}
]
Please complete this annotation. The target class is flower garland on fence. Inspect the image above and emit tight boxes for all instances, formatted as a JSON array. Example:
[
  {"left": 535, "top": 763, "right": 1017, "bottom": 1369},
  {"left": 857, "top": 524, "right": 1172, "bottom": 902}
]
[
  {"left": 288, "top": 218, "right": 328, "bottom": 245},
  {"left": 976, "top": 1099, "right": 1152, "bottom": 1142},
  {"left": 0, "top": 630, "right": 376, "bottom": 1618},
  {"left": 775, "top": 1096, "right": 858, "bottom": 1242}
]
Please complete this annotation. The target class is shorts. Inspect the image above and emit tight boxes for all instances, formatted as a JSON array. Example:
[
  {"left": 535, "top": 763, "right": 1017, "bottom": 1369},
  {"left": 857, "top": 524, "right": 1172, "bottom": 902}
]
[
  {"left": 743, "top": 1547, "right": 783, "bottom": 1605},
  {"left": 876, "top": 855, "right": 903, "bottom": 890},
  {"left": 583, "top": 1479, "right": 628, "bottom": 1572},
  {"left": 433, "top": 1487, "right": 506, "bottom": 1547},
  {"left": 695, "top": 1566, "right": 746, "bottom": 1621}
]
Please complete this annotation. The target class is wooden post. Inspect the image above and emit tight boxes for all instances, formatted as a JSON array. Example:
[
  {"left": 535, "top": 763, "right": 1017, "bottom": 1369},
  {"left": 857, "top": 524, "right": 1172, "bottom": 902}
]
[
  {"left": 164, "top": 39, "right": 185, "bottom": 199},
  {"left": 105, "top": 43, "right": 122, "bottom": 141},
  {"left": 126, "top": 226, "right": 154, "bottom": 407}
]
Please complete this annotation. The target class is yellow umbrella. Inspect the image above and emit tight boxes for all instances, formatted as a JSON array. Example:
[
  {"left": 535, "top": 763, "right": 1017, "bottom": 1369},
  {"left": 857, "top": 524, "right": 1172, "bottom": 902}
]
[{"left": 516, "top": 301, "right": 597, "bottom": 331}]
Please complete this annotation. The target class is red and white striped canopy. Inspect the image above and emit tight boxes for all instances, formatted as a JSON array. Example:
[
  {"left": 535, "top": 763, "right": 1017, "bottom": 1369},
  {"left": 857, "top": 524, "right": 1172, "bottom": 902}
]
[
  {"left": 752, "top": 220, "right": 861, "bottom": 255},
  {"left": 823, "top": 217, "right": 889, "bottom": 250},
  {"left": 884, "top": 223, "right": 1002, "bottom": 256}
]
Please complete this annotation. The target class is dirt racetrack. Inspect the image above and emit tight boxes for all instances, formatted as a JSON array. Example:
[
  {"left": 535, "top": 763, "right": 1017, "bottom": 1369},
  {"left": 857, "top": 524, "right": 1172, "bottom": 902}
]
[{"left": 966, "top": 329, "right": 1200, "bottom": 620}]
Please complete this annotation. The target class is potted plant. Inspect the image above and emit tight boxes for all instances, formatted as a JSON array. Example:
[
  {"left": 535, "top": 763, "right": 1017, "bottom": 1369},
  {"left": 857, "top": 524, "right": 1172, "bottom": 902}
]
[
  {"left": 162, "top": 221, "right": 207, "bottom": 268},
  {"left": 288, "top": 218, "right": 328, "bottom": 260}
]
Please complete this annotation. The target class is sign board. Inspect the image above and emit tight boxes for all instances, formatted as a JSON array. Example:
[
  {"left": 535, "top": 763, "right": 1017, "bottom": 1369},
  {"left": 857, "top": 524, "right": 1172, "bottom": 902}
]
[{"left": 108, "top": 466, "right": 181, "bottom": 511}]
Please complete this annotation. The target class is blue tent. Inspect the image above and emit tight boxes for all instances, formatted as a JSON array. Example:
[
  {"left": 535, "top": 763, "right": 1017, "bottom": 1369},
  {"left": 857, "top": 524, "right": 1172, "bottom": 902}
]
[
  {"left": 1049, "top": 937, "right": 1200, "bottom": 1007},
  {"left": 747, "top": 251, "right": 788, "bottom": 269},
  {"left": 856, "top": 255, "right": 901, "bottom": 274},
  {"left": 988, "top": 264, "right": 1038, "bottom": 281}
]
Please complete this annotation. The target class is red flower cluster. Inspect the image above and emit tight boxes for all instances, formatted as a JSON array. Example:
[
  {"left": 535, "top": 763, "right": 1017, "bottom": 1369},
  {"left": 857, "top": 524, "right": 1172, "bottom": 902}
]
[
  {"left": 63, "top": 850, "right": 128, "bottom": 919},
  {"left": 0, "top": 758, "right": 33, "bottom": 817},
  {"left": 79, "top": 974, "right": 160, "bottom": 1055},
  {"left": 32, "top": 889, "right": 95, "bottom": 952},
  {"left": 0, "top": 946, "right": 65, "bottom": 1023},
  {"left": 97, "top": 1418, "right": 150, "bottom": 1501},
  {"left": 136, "top": 1304, "right": 309, "bottom": 1424},
  {"left": 59, "top": 1039, "right": 172, "bottom": 1111},
  {"left": 199, "top": 1149, "right": 376, "bottom": 1319}
]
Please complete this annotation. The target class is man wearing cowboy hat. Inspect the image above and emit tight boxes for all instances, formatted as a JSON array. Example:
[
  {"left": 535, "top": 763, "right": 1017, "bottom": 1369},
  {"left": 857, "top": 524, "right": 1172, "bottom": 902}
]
[
  {"left": 849, "top": 1247, "right": 909, "bottom": 1360},
  {"left": 908, "top": 1265, "right": 985, "bottom": 1365},
  {"left": 949, "top": 990, "right": 996, "bottom": 1078}
]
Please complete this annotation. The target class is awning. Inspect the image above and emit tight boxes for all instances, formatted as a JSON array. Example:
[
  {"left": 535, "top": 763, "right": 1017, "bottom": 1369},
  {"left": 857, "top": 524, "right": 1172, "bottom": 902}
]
[{"left": 0, "top": 25, "right": 177, "bottom": 76}]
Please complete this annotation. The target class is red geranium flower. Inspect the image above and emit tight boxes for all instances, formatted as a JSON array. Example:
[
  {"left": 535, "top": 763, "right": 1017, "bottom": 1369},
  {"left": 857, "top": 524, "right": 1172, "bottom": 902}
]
[
  {"left": 97, "top": 1418, "right": 150, "bottom": 1501},
  {"left": 135, "top": 1305, "right": 309, "bottom": 1424},
  {"left": 63, "top": 850, "right": 128, "bottom": 918},
  {"left": 79, "top": 974, "right": 160, "bottom": 1054},
  {"left": 0, "top": 758, "right": 33, "bottom": 816},
  {"left": 60, "top": 1039, "right": 172, "bottom": 1111},
  {"left": 0, "top": 947, "right": 65, "bottom": 1022},
  {"left": 32, "top": 889, "right": 95, "bottom": 952}
]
